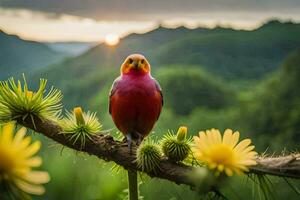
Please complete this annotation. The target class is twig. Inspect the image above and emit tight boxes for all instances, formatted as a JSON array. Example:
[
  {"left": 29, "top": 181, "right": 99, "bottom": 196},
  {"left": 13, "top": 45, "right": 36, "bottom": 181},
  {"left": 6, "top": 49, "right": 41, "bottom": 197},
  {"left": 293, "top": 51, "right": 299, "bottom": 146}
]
[{"left": 16, "top": 116, "right": 300, "bottom": 190}]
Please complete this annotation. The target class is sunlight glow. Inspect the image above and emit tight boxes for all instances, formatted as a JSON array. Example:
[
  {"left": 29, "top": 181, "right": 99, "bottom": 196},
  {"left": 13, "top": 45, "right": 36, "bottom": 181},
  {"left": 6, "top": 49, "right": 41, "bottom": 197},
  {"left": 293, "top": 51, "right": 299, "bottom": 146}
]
[
  {"left": 0, "top": 8, "right": 156, "bottom": 42},
  {"left": 104, "top": 34, "right": 120, "bottom": 46}
]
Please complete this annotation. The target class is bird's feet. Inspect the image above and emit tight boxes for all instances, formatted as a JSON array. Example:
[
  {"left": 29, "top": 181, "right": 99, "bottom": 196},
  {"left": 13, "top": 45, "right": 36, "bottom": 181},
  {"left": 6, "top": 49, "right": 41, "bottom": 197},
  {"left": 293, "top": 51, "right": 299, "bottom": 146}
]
[
  {"left": 126, "top": 134, "right": 133, "bottom": 154},
  {"left": 136, "top": 133, "right": 143, "bottom": 146},
  {"left": 122, "top": 133, "right": 143, "bottom": 153}
]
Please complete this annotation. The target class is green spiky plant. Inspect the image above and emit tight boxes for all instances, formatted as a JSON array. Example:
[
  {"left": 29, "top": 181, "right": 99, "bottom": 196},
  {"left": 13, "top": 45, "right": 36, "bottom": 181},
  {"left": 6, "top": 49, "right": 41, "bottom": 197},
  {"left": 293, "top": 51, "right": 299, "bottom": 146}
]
[
  {"left": 59, "top": 107, "right": 102, "bottom": 149},
  {"left": 0, "top": 75, "right": 62, "bottom": 128},
  {"left": 136, "top": 139, "right": 162, "bottom": 173},
  {"left": 131, "top": 139, "right": 161, "bottom": 200},
  {"left": 248, "top": 174, "right": 276, "bottom": 200},
  {"left": 161, "top": 126, "right": 191, "bottom": 162}
]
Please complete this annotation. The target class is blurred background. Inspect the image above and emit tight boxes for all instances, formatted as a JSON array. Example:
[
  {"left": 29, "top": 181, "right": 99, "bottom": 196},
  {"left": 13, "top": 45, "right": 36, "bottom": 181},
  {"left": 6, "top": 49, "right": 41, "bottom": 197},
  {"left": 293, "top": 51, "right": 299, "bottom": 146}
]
[{"left": 0, "top": 0, "right": 300, "bottom": 199}]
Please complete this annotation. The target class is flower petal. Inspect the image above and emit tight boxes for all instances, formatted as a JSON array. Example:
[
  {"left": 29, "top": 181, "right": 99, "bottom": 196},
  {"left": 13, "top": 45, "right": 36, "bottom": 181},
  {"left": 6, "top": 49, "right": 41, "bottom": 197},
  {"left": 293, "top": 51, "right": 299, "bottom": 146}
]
[
  {"left": 239, "top": 160, "right": 257, "bottom": 166},
  {"left": 212, "top": 129, "right": 222, "bottom": 144},
  {"left": 24, "top": 141, "right": 41, "bottom": 157},
  {"left": 1, "top": 123, "right": 14, "bottom": 145},
  {"left": 23, "top": 171, "right": 50, "bottom": 184},
  {"left": 193, "top": 136, "right": 209, "bottom": 151},
  {"left": 15, "top": 179, "right": 46, "bottom": 195},
  {"left": 240, "top": 145, "right": 255, "bottom": 155},
  {"left": 225, "top": 168, "right": 233, "bottom": 176},
  {"left": 234, "top": 139, "right": 251, "bottom": 152},
  {"left": 18, "top": 136, "right": 32, "bottom": 149},
  {"left": 230, "top": 131, "right": 240, "bottom": 148},
  {"left": 13, "top": 127, "right": 27, "bottom": 145},
  {"left": 223, "top": 129, "right": 233, "bottom": 145},
  {"left": 26, "top": 157, "right": 42, "bottom": 167},
  {"left": 217, "top": 164, "right": 224, "bottom": 172},
  {"left": 206, "top": 129, "right": 216, "bottom": 145}
]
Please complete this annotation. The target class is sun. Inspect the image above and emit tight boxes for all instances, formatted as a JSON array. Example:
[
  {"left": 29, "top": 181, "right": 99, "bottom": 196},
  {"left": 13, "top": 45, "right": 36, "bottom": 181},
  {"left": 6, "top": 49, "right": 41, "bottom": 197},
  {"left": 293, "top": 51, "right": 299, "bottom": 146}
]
[{"left": 104, "top": 34, "right": 120, "bottom": 46}]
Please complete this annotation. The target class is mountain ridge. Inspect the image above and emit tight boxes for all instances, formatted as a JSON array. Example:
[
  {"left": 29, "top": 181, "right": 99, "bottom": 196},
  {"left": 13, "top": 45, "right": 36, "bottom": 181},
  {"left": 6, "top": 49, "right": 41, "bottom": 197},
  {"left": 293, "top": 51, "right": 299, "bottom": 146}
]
[
  {"left": 36, "top": 19, "right": 300, "bottom": 81},
  {"left": 0, "top": 29, "right": 66, "bottom": 79}
]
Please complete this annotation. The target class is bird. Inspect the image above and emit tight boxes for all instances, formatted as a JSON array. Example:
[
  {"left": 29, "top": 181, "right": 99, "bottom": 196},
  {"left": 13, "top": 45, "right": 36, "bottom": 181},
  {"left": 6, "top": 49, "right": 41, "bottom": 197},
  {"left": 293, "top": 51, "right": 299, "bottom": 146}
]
[{"left": 109, "top": 54, "right": 163, "bottom": 149}]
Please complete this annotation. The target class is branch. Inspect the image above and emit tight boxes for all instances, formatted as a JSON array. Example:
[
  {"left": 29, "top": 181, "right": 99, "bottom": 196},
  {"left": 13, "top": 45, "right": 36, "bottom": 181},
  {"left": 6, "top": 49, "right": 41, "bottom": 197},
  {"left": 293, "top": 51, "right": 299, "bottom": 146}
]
[
  {"left": 251, "top": 154, "right": 300, "bottom": 179},
  {"left": 17, "top": 117, "right": 300, "bottom": 189},
  {"left": 18, "top": 117, "right": 194, "bottom": 186}
]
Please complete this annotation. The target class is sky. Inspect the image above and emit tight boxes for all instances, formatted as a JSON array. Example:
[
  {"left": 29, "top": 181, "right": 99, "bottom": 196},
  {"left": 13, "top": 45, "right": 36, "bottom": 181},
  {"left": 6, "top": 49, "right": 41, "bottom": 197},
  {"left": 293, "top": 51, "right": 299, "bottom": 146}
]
[{"left": 0, "top": 0, "right": 300, "bottom": 42}]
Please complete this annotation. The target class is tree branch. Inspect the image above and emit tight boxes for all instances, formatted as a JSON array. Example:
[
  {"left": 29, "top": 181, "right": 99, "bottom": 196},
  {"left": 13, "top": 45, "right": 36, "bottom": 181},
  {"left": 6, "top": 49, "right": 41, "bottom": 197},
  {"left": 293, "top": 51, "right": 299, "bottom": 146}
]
[
  {"left": 17, "top": 116, "right": 300, "bottom": 189},
  {"left": 251, "top": 154, "right": 300, "bottom": 179},
  {"left": 18, "top": 117, "right": 195, "bottom": 186}
]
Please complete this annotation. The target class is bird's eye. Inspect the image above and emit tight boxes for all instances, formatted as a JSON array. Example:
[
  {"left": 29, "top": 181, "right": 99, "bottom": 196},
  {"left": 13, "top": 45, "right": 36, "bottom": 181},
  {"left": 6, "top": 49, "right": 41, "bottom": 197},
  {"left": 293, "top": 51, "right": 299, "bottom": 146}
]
[
  {"left": 128, "top": 58, "right": 133, "bottom": 64},
  {"left": 141, "top": 59, "right": 145, "bottom": 64}
]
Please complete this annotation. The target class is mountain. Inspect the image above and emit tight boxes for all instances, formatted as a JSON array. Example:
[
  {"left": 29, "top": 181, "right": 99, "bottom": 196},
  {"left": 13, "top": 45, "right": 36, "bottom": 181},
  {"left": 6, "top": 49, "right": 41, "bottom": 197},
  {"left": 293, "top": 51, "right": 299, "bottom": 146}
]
[
  {"left": 155, "top": 20, "right": 300, "bottom": 79},
  {"left": 157, "top": 67, "right": 235, "bottom": 115},
  {"left": 46, "top": 42, "right": 97, "bottom": 56},
  {"left": 0, "top": 30, "right": 65, "bottom": 80},
  {"left": 33, "top": 25, "right": 219, "bottom": 107},
  {"left": 38, "top": 20, "right": 300, "bottom": 80},
  {"left": 32, "top": 20, "right": 300, "bottom": 108},
  {"left": 243, "top": 49, "right": 300, "bottom": 149}
]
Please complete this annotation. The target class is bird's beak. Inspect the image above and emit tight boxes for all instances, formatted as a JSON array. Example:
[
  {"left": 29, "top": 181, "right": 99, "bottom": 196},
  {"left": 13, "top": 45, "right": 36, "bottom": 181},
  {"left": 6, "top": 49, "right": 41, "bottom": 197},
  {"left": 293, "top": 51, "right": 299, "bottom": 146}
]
[{"left": 132, "top": 61, "right": 139, "bottom": 69}]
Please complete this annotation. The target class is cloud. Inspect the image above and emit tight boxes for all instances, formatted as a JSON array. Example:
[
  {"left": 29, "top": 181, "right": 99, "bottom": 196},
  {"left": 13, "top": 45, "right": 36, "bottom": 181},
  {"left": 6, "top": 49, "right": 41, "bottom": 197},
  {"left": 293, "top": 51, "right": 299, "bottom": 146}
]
[
  {"left": 1, "top": 0, "right": 300, "bottom": 21},
  {"left": 1, "top": 0, "right": 300, "bottom": 42}
]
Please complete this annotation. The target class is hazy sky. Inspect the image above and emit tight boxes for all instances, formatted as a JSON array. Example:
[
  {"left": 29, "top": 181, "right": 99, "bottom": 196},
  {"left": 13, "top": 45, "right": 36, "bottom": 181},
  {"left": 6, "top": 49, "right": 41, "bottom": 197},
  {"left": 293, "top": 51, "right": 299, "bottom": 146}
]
[{"left": 0, "top": 0, "right": 300, "bottom": 42}]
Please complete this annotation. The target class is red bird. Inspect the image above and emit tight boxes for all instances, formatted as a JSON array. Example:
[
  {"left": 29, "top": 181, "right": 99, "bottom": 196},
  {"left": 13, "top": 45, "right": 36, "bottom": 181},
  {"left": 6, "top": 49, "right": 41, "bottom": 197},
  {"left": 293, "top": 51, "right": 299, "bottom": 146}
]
[{"left": 109, "top": 54, "right": 163, "bottom": 148}]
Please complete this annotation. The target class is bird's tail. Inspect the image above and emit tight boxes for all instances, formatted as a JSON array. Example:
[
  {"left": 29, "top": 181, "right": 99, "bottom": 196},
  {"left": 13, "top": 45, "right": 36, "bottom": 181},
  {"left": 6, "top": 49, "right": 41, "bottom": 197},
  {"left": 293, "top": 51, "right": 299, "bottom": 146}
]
[{"left": 127, "top": 169, "right": 138, "bottom": 200}]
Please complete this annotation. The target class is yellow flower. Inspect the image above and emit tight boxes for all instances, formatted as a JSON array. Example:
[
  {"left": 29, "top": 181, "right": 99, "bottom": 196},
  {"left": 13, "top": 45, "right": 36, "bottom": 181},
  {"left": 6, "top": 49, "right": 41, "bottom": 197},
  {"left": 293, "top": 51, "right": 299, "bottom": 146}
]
[
  {"left": 192, "top": 128, "right": 257, "bottom": 176},
  {"left": 0, "top": 122, "right": 50, "bottom": 196}
]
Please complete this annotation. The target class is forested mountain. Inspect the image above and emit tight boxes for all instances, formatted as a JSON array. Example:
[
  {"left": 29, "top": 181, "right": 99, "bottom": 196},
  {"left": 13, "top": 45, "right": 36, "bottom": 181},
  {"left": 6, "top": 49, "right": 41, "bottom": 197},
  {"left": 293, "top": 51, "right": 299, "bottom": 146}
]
[
  {"left": 31, "top": 20, "right": 300, "bottom": 109},
  {"left": 157, "top": 67, "right": 235, "bottom": 115},
  {"left": 36, "top": 20, "right": 300, "bottom": 83},
  {"left": 45, "top": 42, "right": 96, "bottom": 56},
  {"left": 0, "top": 30, "right": 65, "bottom": 79},
  {"left": 243, "top": 49, "right": 300, "bottom": 149},
  {"left": 155, "top": 20, "right": 300, "bottom": 79}
]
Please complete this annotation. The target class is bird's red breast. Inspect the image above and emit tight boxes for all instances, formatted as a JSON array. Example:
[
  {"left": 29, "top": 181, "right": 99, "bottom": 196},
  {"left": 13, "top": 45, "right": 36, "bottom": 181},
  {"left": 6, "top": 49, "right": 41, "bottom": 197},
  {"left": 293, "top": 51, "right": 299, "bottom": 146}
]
[{"left": 109, "top": 73, "right": 163, "bottom": 140}]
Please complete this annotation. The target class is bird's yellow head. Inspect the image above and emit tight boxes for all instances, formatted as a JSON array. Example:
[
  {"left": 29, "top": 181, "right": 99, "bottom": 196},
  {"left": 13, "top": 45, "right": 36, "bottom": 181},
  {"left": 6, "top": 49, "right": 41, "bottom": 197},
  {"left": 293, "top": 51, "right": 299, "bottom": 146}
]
[{"left": 121, "top": 54, "right": 151, "bottom": 75}]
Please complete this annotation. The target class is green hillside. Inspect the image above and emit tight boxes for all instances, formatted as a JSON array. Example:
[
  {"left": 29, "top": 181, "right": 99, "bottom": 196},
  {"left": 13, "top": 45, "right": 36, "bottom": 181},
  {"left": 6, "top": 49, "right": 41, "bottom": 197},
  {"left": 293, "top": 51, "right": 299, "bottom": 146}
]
[
  {"left": 157, "top": 67, "right": 235, "bottom": 115},
  {"left": 243, "top": 49, "right": 300, "bottom": 149},
  {"left": 36, "top": 20, "right": 300, "bottom": 84},
  {"left": 155, "top": 20, "right": 300, "bottom": 79},
  {"left": 34, "top": 25, "right": 216, "bottom": 80},
  {"left": 32, "top": 20, "right": 300, "bottom": 111},
  {"left": 45, "top": 42, "right": 96, "bottom": 56},
  {"left": 0, "top": 30, "right": 65, "bottom": 79}
]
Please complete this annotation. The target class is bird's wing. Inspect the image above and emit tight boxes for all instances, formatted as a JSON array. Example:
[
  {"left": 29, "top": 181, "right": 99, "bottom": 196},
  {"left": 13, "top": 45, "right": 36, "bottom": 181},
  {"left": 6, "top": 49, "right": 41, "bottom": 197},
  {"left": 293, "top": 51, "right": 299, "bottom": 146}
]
[
  {"left": 154, "top": 79, "right": 164, "bottom": 119},
  {"left": 155, "top": 80, "right": 163, "bottom": 106},
  {"left": 109, "top": 77, "right": 121, "bottom": 115}
]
